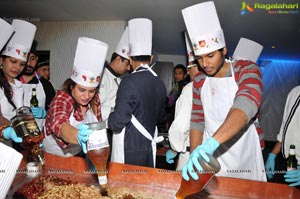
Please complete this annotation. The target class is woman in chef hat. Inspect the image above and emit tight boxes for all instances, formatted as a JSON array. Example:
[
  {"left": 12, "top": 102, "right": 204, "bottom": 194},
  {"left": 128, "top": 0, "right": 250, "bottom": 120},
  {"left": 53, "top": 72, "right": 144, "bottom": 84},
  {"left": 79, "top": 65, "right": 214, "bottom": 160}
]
[
  {"left": 181, "top": 1, "right": 266, "bottom": 182},
  {"left": 43, "top": 37, "right": 108, "bottom": 157},
  {"left": 0, "top": 19, "right": 37, "bottom": 146}
]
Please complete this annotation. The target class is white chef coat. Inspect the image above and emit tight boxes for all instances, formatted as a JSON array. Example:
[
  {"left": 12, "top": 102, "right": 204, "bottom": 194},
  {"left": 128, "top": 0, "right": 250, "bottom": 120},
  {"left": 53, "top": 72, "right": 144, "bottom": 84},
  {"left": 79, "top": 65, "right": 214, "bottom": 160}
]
[
  {"left": 168, "top": 82, "right": 192, "bottom": 170},
  {"left": 277, "top": 85, "right": 300, "bottom": 163},
  {"left": 99, "top": 67, "right": 121, "bottom": 123}
]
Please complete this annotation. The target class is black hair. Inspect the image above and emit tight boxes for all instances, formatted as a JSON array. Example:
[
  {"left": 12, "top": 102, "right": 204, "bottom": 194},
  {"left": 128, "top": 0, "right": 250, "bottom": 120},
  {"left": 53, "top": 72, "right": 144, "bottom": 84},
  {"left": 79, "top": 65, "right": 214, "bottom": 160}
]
[
  {"left": 0, "top": 55, "right": 17, "bottom": 109},
  {"left": 174, "top": 64, "right": 187, "bottom": 74},
  {"left": 110, "top": 52, "right": 128, "bottom": 63},
  {"left": 130, "top": 55, "right": 151, "bottom": 63}
]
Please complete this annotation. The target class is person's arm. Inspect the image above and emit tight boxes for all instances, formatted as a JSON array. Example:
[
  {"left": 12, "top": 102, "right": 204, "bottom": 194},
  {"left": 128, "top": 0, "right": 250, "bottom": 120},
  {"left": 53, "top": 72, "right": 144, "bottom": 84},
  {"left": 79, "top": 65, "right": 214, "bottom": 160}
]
[
  {"left": 189, "top": 75, "right": 206, "bottom": 152},
  {"left": 169, "top": 84, "right": 192, "bottom": 152},
  {"left": 99, "top": 71, "right": 113, "bottom": 122},
  {"left": 59, "top": 122, "right": 79, "bottom": 144},
  {"left": 108, "top": 78, "right": 136, "bottom": 133}
]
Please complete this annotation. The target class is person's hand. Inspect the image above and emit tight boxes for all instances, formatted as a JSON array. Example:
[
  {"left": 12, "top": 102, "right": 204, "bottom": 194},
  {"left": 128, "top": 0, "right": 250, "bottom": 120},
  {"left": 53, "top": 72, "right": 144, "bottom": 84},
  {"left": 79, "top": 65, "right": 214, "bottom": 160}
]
[
  {"left": 166, "top": 149, "right": 177, "bottom": 164},
  {"left": 265, "top": 153, "right": 276, "bottom": 179},
  {"left": 3, "top": 126, "right": 23, "bottom": 143},
  {"left": 77, "top": 124, "right": 92, "bottom": 153},
  {"left": 284, "top": 167, "right": 300, "bottom": 187},
  {"left": 182, "top": 137, "right": 219, "bottom": 181},
  {"left": 31, "top": 107, "right": 46, "bottom": 119}
]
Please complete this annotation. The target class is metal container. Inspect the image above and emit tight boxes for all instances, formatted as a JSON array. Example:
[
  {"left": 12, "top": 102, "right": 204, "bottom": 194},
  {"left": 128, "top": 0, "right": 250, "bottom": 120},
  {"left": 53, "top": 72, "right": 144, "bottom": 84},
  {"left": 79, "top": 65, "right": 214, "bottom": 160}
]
[{"left": 11, "top": 106, "right": 40, "bottom": 138}]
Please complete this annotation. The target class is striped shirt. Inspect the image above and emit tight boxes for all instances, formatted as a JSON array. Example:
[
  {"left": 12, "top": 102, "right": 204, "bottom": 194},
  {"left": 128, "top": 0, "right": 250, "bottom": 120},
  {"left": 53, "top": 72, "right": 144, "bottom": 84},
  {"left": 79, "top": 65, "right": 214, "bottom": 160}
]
[{"left": 190, "top": 60, "right": 263, "bottom": 132}]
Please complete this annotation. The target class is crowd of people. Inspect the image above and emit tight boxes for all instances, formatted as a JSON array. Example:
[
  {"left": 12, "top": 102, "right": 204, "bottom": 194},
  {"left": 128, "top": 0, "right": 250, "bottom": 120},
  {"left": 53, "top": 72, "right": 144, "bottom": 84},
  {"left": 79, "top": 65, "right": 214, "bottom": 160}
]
[{"left": 1, "top": 1, "right": 300, "bottom": 197}]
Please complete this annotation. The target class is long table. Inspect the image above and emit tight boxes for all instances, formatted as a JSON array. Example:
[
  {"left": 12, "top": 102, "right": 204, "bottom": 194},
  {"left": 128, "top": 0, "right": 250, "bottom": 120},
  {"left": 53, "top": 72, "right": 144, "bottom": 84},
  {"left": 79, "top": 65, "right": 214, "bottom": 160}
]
[{"left": 9, "top": 152, "right": 300, "bottom": 199}]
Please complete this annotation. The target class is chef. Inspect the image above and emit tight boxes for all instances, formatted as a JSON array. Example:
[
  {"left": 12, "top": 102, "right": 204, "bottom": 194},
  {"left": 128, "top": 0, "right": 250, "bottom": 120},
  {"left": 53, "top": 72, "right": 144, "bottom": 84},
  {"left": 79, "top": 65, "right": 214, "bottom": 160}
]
[
  {"left": 99, "top": 26, "right": 130, "bottom": 124},
  {"left": 166, "top": 32, "right": 201, "bottom": 170},
  {"left": 18, "top": 42, "right": 56, "bottom": 131},
  {"left": 1, "top": 19, "right": 37, "bottom": 146},
  {"left": 43, "top": 37, "right": 108, "bottom": 157},
  {"left": 181, "top": 1, "right": 266, "bottom": 182},
  {"left": 108, "top": 18, "right": 167, "bottom": 167}
]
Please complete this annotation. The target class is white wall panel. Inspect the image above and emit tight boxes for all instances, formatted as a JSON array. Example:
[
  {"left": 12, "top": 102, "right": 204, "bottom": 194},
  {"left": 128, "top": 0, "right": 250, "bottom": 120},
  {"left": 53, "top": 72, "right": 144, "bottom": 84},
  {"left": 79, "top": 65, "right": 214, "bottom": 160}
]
[{"left": 34, "top": 21, "right": 126, "bottom": 89}]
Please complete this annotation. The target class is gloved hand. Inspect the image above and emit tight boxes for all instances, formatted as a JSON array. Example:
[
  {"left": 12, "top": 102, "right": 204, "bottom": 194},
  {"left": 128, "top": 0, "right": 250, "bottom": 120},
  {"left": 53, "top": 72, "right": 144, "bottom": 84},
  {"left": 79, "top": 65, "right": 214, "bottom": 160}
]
[
  {"left": 284, "top": 166, "right": 300, "bottom": 187},
  {"left": 182, "top": 137, "right": 220, "bottom": 181},
  {"left": 166, "top": 149, "right": 177, "bottom": 164},
  {"left": 77, "top": 124, "right": 92, "bottom": 154},
  {"left": 3, "top": 126, "right": 23, "bottom": 143},
  {"left": 265, "top": 153, "right": 276, "bottom": 179},
  {"left": 31, "top": 107, "right": 47, "bottom": 119}
]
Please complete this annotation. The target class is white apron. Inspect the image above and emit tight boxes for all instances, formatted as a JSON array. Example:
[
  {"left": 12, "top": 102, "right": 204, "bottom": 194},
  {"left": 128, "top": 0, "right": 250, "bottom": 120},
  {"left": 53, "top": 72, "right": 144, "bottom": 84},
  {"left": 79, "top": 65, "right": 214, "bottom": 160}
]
[
  {"left": 43, "top": 108, "right": 98, "bottom": 157},
  {"left": 0, "top": 79, "right": 24, "bottom": 147},
  {"left": 201, "top": 62, "right": 266, "bottom": 181},
  {"left": 0, "top": 80, "right": 24, "bottom": 120},
  {"left": 111, "top": 64, "right": 164, "bottom": 167},
  {"left": 23, "top": 75, "right": 46, "bottom": 130}
]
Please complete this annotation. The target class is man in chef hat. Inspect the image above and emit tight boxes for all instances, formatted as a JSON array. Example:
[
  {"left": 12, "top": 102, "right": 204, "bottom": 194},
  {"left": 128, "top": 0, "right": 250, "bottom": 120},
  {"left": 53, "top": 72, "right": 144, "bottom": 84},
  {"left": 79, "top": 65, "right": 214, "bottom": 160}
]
[
  {"left": 43, "top": 37, "right": 108, "bottom": 157},
  {"left": 181, "top": 1, "right": 266, "bottom": 182},
  {"left": 166, "top": 32, "right": 202, "bottom": 170},
  {"left": 99, "top": 27, "right": 131, "bottom": 124},
  {"left": 17, "top": 40, "right": 56, "bottom": 132},
  {"left": 108, "top": 18, "right": 167, "bottom": 168},
  {"left": 0, "top": 18, "right": 24, "bottom": 199}
]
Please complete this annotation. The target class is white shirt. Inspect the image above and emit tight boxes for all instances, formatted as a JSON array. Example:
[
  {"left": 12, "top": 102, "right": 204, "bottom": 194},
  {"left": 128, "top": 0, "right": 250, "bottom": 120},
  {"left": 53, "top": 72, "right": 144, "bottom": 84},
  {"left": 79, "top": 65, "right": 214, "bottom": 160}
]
[
  {"left": 99, "top": 67, "right": 121, "bottom": 122},
  {"left": 169, "top": 82, "right": 192, "bottom": 152},
  {"left": 277, "top": 86, "right": 300, "bottom": 163}
]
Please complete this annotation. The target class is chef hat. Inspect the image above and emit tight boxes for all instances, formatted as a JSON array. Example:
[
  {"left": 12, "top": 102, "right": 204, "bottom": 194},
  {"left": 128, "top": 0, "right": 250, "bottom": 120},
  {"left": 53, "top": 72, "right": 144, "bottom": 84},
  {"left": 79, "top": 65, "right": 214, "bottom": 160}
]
[
  {"left": 184, "top": 31, "right": 195, "bottom": 63},
  {"left": 232, "top": 38, "right": 263, "bottom": 63},
  {"left": 128, "top": 18, "right": 152, "bottom": 56},
  {"left": 71, "top": 37, "right": 108, "bottom": 88},
  {"left": 0, "top": 18, "right": 14, "bottom": 51},
  {"left": 2, "top": 19, "right": 36, "bottom": 61},
  {"left": 115, "top": 27, "right": 129, "bottom": 59},
  {"left": 182, "top": 1, "right": 225, "bottom": 56}
]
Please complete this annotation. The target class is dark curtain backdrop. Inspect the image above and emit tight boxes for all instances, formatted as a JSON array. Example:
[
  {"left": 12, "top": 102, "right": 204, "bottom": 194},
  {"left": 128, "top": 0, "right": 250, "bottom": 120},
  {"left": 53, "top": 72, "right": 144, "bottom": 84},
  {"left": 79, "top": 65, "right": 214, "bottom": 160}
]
[{"left": 259, "top": 60, "right": 300, "bottom": 141}]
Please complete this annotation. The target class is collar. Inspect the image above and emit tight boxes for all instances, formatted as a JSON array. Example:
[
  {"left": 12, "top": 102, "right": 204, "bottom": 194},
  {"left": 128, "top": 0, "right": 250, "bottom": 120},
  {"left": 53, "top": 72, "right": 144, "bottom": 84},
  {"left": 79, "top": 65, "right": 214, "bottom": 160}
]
[{"left": 106, "top": 63, "right": 121, "bottom": 77}]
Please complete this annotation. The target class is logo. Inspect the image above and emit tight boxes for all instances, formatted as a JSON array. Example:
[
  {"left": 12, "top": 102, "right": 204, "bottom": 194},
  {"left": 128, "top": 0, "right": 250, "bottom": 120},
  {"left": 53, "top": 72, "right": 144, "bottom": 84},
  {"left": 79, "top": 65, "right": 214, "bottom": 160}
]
[
  {"left": 240, "top": 1, "right": 299, "bottom": 15},
  {"left": 240, "top": 1, "right": 254, "bottom": 15}
]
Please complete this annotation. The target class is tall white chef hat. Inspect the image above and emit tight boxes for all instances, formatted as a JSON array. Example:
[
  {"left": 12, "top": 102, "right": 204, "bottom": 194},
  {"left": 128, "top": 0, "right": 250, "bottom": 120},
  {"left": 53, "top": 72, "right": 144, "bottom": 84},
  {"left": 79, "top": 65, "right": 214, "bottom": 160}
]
[
  {"left": 71, "top": 37, "right": 108, "bottom": 88},
  {"left": 232, "top": 38, "right": 263, "bottom": 63},
  {"left": 182, "top": 1, "right": 225, "bottom": 56},
  {"left": 2, "top": 19, "right": 36, "bottom": 61},
  {"left": 115, "top": 27, "right": 129, "bottom": 59},
  {"left": 128, "top": 18, "right": 152, "bottom": 56},
  {"left": 184, "top": 31, "right": 196, "bottom": 63},
  {"left": 0, "top": 18, "right": 14, "bottom": 51}
]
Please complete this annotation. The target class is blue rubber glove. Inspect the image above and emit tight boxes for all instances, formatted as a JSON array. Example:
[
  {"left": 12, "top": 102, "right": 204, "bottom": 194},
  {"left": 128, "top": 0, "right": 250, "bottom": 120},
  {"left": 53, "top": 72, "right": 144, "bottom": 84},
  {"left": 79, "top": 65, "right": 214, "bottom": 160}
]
[
  {"left": 182, "top": 137, "right": 220, "bottom": 181},
  {"left": 284, "top": 166, "right": 300, "bottom": 187},
  {"left": 265, "top": 153, "right": 276, "bottom": 179},
  {"left": 3, "top": 126, "right": 23, "bottom": 143},
  {"left": 77, "top": 124, "right": 92, "bottom": 154},
  {"left": 31, "top": 107, "right": 47, "bottom": 119},
  {"left": 166, "top": 149, "right": 177, "bottom": 164}
]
